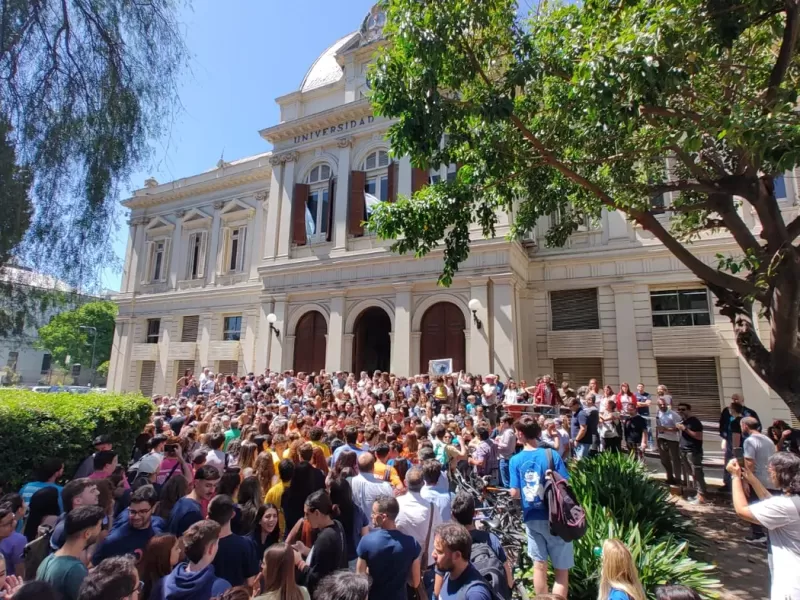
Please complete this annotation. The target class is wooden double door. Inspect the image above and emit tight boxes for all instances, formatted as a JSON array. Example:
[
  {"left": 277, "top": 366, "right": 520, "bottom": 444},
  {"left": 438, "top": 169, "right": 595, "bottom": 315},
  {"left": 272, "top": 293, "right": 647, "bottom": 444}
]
[
  {"left": 419, "top": 302, "right": 466, "bottom": 374},
  {"left": 293, "top": 311, "right": 327, "bottom": 374}
]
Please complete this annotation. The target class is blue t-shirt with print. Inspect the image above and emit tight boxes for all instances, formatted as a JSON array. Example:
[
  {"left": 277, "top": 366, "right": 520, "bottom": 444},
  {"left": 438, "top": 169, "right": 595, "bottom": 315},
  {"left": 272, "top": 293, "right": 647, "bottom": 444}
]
[
  {"left": 509, "top": 447, "right": 568, "bottom": 522},
  {"left": 609, "top": 589, "right": 632, "bottom": 600}
]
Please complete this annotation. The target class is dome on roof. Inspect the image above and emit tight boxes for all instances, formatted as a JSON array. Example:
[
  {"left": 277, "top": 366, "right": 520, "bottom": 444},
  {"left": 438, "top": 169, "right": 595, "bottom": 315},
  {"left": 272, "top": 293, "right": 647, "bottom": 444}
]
[{"left": 299, "top": 32, "right": 359, "bottom": 93}]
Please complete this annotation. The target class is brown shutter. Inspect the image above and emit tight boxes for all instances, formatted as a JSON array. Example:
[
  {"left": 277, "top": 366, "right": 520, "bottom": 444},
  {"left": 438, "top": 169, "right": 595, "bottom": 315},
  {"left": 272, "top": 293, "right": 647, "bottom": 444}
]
[
  {"left": 326, "top": 177, "right": 336, "bottom": 242},
  {"left": 412, "top": 167, "right": 428, "bottom": 194},
  {"left": 292, "top": 183, "right": 309, "bottom": 246},
  {"left": 387, "top": 161, "right": 398, "bottom": 202},
  {"left": 349, "top": 170, "right": 366, "bottom": 237}
]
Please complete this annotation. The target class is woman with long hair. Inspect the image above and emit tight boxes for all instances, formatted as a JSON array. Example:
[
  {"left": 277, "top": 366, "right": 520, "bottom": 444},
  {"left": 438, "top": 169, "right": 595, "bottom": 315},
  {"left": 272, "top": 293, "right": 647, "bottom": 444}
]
[
  {"left": 256, "top": 542, "right": 309, "bottom": 600},
  {"left": 138, "top": 534, "right": 181, "bottom": 600},
  {"left": 254, "top": 452, "right": 278, "bottom": 495},
  {"left": 330, "top": 450, "right": 358, "bottom": 481},
  {"left": 616, "top": 382, "right": 636, "bottom": 414},
  {"left": 249, "top": 504, "right": 280, "bottom": 562},
  {"left": 328, "top": 477, "right": 369, "bottom": 569},
  {"left": 598, "top": 539, "right": 646, "bottom": 600},
  {"left": 238, "top": 441, "right": 260, "bottom": 475},
  {"left": 236, "top": 476, "right": 263, "bottom": 536},
  {"left": 154, "top": 475, "right": 189, "bottom": 521},
  {"left": 22, "top": 486, "right": 61, "bottom": 542}
]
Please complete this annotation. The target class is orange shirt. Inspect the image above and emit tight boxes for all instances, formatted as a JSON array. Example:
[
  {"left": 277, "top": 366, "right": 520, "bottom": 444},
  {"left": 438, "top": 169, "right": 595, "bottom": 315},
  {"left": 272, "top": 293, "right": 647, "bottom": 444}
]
[{"left": 374, "top": 459, "right": 403, "bottom": 488}]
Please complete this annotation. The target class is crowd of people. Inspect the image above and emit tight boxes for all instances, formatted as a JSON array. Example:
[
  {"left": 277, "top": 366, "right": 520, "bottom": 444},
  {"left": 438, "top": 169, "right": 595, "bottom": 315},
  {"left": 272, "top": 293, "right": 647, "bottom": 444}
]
[{"left": 0, "top": 367, "right": 798, "bottom": 600}]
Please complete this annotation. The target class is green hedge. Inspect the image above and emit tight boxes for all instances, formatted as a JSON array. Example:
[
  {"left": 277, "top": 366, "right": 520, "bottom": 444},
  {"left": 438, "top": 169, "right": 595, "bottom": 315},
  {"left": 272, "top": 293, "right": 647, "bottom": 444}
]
[{"left": 0, "top": 390, "right": 152, "bottom": 490}]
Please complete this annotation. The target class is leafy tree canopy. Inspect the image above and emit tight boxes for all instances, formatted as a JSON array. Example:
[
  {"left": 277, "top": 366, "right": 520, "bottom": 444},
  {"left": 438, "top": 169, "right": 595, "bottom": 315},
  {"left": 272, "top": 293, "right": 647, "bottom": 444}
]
[
  {"left": 368, "top": 0, "right": 800, "bottom": 415},
  {"left": 0, "top": 0, "right": 188, "bottom": 286},
  {"left": 36, "top": 300, "right": 117, "bottom": 368}
]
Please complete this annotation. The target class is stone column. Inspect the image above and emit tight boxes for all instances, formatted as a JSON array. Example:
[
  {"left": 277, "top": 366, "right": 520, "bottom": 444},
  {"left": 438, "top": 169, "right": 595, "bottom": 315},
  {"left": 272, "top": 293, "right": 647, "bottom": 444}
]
[
  {"left": 326, "top": 292, "right": 346, "bottom": 372},
  {"left": 207, "top": 202, "right": 224, "bottom": 285},
  {"left": 169, "top": 211, "right": 185, "bottom": 289},
  {"left": 613, "top": 284, "right": 642, "bottom": 385},
  {"left": 333, "top": 138, "right": 352, "bottom": 252},
  {"left": 276, "top": 153, "right": 298, "bottom": 261},
  {"left": 121, "top": 221, "right": 136, "bottom": 293},
  {"left": 411, "top": 332, "right": 422, "bottom": 376},
  {"left": 156, "top": 316, "right": 174, "bottom": 395},
  {"left": 198, "top": 311, "right": 214, "bottom": 369},
  {"left": 254, "top": 297, "right": 274, "bottom": 375},
  {"left": 264, "top": 159, "right": 284, "bottom": 260},
  {"left": 398, "top": 155, "right": 412, "bottom": 198},
  {"left": 468, "top": 278, "right": 491, "bottom": 375},
  {"left": 128, "top": 218, "right": 148, "bottom": 293},
  {"left": 268, "top": 296, "right": 287, "bottom": 372},
  {"left": 342, "top": 334, "right": 354, "bottom": 373},
  {"left": 392, "top": 284, "right": 413, "bottom": 375},
  {"left": 242, "top": 308, "right": 259, "bottom": 374},
  {"left": 491, "top": 275, "right": 519, "bottom": 379},
  {"left": 250, "top": 192, "right": 268, "bottom": 280}
]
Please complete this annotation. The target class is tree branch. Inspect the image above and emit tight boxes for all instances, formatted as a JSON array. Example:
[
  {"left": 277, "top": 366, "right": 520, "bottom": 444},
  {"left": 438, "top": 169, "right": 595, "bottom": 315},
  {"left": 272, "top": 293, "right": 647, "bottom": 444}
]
[
  {"left": 712, "top": 193, "right": 763, "bottom": 255},
  {"left": 787, "top": 214, "right": 800, "bottom": 241},
  {"left": 764, "top": 0, "right": 800, "bottom": 110},
  {"left": 639, "top": 105, "right": 704, "bottom": 124}
]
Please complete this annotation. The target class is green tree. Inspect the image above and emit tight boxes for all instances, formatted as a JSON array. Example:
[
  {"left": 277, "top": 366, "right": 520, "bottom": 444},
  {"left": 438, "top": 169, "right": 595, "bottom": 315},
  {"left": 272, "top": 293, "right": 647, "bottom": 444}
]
[
  {"left": 36, "top": 300, "right": 117, "bottom": 369},
  {"left": 0, "top": 0, "right": 188, "bottom": 286},
  {"left": 0, "top": 119, "right": 32, "bottom": 269},
  {"left": 368, "top": 0, "right": 800, "bottom": 417}
]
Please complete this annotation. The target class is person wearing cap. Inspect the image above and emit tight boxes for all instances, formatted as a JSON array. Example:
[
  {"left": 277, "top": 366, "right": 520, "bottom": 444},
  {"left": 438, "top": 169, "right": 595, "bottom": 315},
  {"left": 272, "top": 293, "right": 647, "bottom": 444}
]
[{"left": 73, "top": 436, "right": 113, "bottom": 479}]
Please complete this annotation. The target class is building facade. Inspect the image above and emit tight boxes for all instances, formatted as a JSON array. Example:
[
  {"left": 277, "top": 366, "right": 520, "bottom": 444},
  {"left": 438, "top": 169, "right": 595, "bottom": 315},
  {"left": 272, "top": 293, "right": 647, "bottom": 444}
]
[{"left": 109, "top": 6, "right": 799, "bottom": 423}]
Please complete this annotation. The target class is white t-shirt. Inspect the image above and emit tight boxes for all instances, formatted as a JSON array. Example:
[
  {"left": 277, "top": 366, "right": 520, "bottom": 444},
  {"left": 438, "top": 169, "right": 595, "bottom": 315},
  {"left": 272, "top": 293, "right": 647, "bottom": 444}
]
[
  {"left": 503, "top": 388, "right": 519, "bottom": 405},
  {"left": 750, "top": 495, "right": 800, "bottom": 600},
  {"left": 482, "top": 383, "right": 497, "bottom": 406}
]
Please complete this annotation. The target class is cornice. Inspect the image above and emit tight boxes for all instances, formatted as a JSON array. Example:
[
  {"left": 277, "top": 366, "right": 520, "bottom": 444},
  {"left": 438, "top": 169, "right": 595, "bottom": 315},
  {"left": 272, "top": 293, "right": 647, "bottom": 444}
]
[{"left": 259, "top": 98, "right": 373, "bottom": 144}]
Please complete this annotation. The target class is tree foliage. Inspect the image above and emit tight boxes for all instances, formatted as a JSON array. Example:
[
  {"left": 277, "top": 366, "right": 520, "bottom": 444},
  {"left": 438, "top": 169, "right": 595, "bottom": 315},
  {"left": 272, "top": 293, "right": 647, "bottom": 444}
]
[
  {"left": 36, "top": 300, "right": 117, "bottom": 368},
  {"left": 368, "top": 0, "right": 800, "bottom": 416},
  {"left": 0, "top": 119, "right": 32, "bottom": 268},
  {"left": 0, "top": 0, "right": 188, "bottom": 286}
]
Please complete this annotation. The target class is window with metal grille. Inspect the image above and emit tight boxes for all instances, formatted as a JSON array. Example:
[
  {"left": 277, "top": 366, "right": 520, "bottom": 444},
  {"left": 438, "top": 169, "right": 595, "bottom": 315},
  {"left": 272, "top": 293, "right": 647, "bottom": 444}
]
[
  {"left": 553, "top": 358, "right": 603, "bottom": 390},
  {"left": 651, "top": 289, "right": 711, "bottom": 327},
  {"left": 223, "top": 316, "right": 242, "bottom": 341},
  {"left": 6, "top": 351, "right": 18, "bottom": 369},
  {"left": 656, "top": 357, "right": 721, "bottom": 421},
  {"left": 146, "top": 319, "right": 160, "bottom": 344},
  {"left": 181, "top": 316, "right": 200, "bottom": 342},
  {"left": 41, "top": 353, "right": 52, "bottom": 374},
  {"left": 139, "top": 361, "right": 156, "bottom": 397},
  {"left": 218, "top": 360, "right": 238, "bottom": 375},
  {"left": 550, "top": 289, "right": 600, "bottom": 330}
]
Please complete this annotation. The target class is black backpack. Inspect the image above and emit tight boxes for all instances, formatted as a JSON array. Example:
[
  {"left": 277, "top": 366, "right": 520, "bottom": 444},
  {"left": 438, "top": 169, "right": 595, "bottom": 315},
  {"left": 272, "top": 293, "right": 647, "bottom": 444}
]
[
  {"left": 543, "top": 449, "right": 586, "bottom": 542},
  {"left": 470, "top": 538, "right": 511, "bottom": 600}
]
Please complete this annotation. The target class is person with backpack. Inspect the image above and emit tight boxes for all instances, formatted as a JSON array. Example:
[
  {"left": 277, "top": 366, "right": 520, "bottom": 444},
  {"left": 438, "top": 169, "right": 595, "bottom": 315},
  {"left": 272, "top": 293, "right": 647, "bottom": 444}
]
[
  {"left": 448, "top": 492, "right": 512, "bottom": 600},
  {"left": 509, "top": 416, "right": 572, "bottom": 599},
  {"left": 431, "top": 523, "right": 494, "bottom": 600}
]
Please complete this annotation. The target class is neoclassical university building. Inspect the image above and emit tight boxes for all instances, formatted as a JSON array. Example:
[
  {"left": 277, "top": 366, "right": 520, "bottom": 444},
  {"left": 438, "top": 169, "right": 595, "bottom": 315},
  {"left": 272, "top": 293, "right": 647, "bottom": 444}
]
[{"left": 108, "top": 5, "right": 798, "bottom": 424}]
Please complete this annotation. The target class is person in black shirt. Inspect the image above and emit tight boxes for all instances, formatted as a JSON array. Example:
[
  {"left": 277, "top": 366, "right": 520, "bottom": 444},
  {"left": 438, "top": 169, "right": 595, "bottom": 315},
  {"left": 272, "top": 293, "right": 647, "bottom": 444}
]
[
  {"left": 622, "top": 403, "right": 649, "bottom": 459},
  {"left": 676, "top": 403, "right": 707, "bottom": 504},
  {"left": 207, "top": 494, "right": 260, "bottom": 587},
  {"left": 292, "top": 490, "right": 348, "bottom": 595}
]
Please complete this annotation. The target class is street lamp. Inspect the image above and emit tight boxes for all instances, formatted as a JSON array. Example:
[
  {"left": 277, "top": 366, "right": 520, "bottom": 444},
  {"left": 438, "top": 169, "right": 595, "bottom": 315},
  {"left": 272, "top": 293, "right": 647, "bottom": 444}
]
[
  {"left": 468, "top": 298, "right": 483, "bottom": 330},
  {"left": 266, "top": 313, "right": 281, "bottom": 339},
  {"left": 79, "top": 325, "right": 98, "bottom": 387}
]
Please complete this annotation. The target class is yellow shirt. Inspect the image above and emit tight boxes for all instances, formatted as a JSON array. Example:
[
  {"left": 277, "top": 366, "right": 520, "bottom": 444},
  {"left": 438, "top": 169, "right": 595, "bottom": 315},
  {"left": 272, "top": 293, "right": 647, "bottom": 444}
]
[
  {"left": 264, "top": 480, "right": 290, "bottom": 535},
  {"left": 374, "top": 459, "right": 403, "bottom": 488},
  {"left": 310, "top": 440, "right": 331, "bottom": 459}
]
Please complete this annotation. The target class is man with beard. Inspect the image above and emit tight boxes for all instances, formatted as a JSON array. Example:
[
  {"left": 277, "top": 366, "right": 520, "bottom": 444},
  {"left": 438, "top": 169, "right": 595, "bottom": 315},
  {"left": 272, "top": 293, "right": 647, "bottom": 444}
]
[
  {"left": 432, "top": 523, "right": 493, "bottom": 600},
  {"left": 36, "top": 505, "right": 105, "bottom": 600},
  {"left": 91, "top": 485, "right": 162, "bottom": 563}
]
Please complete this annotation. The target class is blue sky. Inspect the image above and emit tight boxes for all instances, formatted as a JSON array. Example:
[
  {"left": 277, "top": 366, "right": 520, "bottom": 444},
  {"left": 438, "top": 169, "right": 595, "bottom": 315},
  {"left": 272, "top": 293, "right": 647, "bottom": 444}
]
[{"left": 101, "top": 0, "right": 376, "bottom": 291}]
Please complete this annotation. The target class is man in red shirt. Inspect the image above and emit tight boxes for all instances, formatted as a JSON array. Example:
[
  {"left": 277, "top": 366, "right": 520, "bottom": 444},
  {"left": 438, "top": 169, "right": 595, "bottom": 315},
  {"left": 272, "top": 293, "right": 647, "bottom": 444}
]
[{"left": 533, "top": 375, "right": 559, "bottom": 408}]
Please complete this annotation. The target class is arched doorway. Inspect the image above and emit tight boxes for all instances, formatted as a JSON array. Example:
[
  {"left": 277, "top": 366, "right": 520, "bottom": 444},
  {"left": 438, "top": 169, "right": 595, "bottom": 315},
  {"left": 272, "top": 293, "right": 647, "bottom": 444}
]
[
  {"left": 293, "top": 311, "right": 327, "bottom": 374},
  {"left": 419, "top": 302, "right": 466, "bottom": 374},
  {"left": 352, "top": 307, "right": 391, "bottom": 374}
]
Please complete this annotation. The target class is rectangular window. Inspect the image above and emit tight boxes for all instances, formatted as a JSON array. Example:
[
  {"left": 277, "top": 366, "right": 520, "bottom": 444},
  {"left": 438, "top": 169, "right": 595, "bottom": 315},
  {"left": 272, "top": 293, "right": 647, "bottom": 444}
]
[
  {"left": 152, "top": 241, "right": 165, "bottom": 281},
  {"left": 6, "top": 351, "right": 18, "bottom": 369},
  {"left": 139, "top": 360, "right": 156, "bottom": 397},
  {"left": 650, "top": 289, "right": 711, "bottom": 327},
  {"left": 187, "top": 232, "right": 207, "bottom": 279},
  {"left": 41, "top": 353, "right": 52, "bottom": 374},
  {"left": 229, "top": 229, "right": 240, "bottom": 272},
  {"left": 550, "top": 289, "right": 600, "bottom": 330},
  {"left": 446, "top": 164, "right": 457, "bottom": 183},
  {"left": 226, "top": 227, "right": 246, "bottom": 273},
  {"left": 146, "top": 319, "right": 161, "bottom": 344},
  {"left": 218, "top": 360, "right": 239, "bottom": 375},
  {"left": 553, "top": 358, "right": 603, "bottom": 390},
  {"left": 181, "top": 315, "right": 200, "bottom": 343},
  {"left": 364, "top": 176, "right": 389, "bottom": 219},
  {"left": 306, "top": 188, "right": 330, "bottom": 240},
  {"left": 223, "top": 316, "right": 242, "bottom": 341}
]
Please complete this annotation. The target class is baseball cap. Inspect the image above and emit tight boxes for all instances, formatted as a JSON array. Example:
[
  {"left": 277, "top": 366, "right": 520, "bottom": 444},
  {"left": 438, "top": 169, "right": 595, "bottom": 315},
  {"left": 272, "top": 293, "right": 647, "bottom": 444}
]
[{"left": 93, "top": 435, "right": 112, "bottom": 446}]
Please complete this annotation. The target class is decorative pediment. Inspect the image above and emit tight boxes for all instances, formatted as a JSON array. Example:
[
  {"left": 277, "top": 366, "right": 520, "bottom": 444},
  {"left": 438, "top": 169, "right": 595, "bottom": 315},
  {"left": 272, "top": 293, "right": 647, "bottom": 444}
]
[
  {"left": 144, "top": 215, "right": 174, "bottom": 237},
  {"left": 182, "top": 208, "right": 212, "bottom": 230},
  {"left": 219, "top": 198, "right": 256, "bottom": 223}
]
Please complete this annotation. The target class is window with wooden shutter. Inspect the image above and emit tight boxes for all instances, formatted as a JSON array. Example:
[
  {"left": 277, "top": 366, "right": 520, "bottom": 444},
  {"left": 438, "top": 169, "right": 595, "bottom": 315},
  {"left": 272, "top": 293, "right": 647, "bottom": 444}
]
[
  {"left": 387, "top": 161, "right": 398, "bottom": 202},
  {"left": 217, "top": 227, "right": 230, "bottom": 275},
  {"left": 412, "top": 167, "right": 428, "bottom": 193},
  {"left": 349, "top": 170, "right": 366, "bottom": 236},
  {"left": 139, "top": 360, "right": 156, "bottom": 397},
  {"left": 553, "top": 358, "right": 603, "bottom": 389},
  {"left": 181, "top": 316, "right": 199, "bottom": 342},
  {"left": 159, "top": 239, "right": 170, "bottom": 282},
  {"left": 141, "top": 241, "right": 155, "bottom": 284},
  {"left": 186, "top": 232, "right": 208, "bottom": 280},
  {"left": 293, "top": 183, "right": 309, "bottom": 246},
  {"left": 550, "top": 289, "right": 600, "bottom": 330},
  {"left": 235, "top": 226, "right": 247, "bottom": 272},
  {"left": 656, "top": 357, "right": 721, "bottom": 421},
  {"left": 218, "top": 360, "right": 238, "bottom": 375},
  {"left": 176, "top": 360, "right": 195, "bottom": 394},
  {"left": 326, "top": 177, "right": 336, "bottom": 242}
]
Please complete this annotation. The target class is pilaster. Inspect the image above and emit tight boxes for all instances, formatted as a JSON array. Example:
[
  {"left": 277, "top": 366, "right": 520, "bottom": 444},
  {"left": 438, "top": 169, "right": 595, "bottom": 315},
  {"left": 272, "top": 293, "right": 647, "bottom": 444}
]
[
  {"left": 391, "top": 284, "right": 413, "bottom": 375},
  {"left": 128, "top": 218, "right": 148, "bottom": 293},
  {"left": 333, "top": 138, "right": 352, "bottom": 252},
  {"left": 342, "top": 334, "right": 355, "bottom": 373},
  {"left": 490, "top": 275, "right": 519, "bottom": 379},
  {"left": 268, "top": 296, "right": 287, "bottom": 372},
  {"left": 613, "top": 284, "right": 641, "bottom": 385},
  {"left": 254, "top": 297, "right": 275, "bottom": 375},
  {"left": 169, "top": 212, "right": 184, "bottom": 289},
  {"left": 326, "top": 292, "right": 346, "bottom": 372},
  {"left": 468, "top": 277, "right": 491, "bottom": 375},
  {"left": 198, "top": 311, "right": 214, "bottom": 369},
  {"left": 264, "top": 159, "right": 284, "bottom": 260},
  {"left": 398, "top": 155, "right": 412, "bottom": 198},
  {"left": 276, "top": 153, "right": 298, "bottom": 260},
  {"left": 250, "top": 191, "right": 268, "bottom": 279},
  {"left": 121, "top": 221, "right": 137, "bottom": 293},
  {"left": 207, "top": 202, "right": 224, "bottom": 285}
]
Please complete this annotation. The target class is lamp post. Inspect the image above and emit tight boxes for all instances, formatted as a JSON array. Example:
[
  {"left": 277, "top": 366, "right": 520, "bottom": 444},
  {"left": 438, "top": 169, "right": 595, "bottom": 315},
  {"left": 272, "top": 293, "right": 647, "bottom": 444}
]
[{"left": 79, "top": 325, "right": 98, "bottom": 387}]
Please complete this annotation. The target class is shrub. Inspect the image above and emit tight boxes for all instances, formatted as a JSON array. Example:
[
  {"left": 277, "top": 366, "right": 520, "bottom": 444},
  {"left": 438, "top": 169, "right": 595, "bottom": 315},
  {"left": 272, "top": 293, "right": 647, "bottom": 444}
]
[
  {"left": 569, "top": 451, "right": 694, "bottom": 542},
  {"left": 0, "top": 389, "right": 152, "bottom": 489}
]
